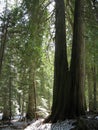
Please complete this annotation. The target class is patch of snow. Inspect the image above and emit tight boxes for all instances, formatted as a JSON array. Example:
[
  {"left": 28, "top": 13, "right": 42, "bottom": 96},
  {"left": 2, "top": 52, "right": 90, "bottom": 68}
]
[
  {"left": 87, "top": 116, "right": 91, "bottom": 119},
  {"left": 0, "top": 127, "right": 12, "bottom": 130},
  {"left": 51, "top": 120, "right": 76, "bottom": 130},
  {"left": 25, "top": 119, "right": 44, "bottom": 130},
  {"left": 24, "top": 119, "right": 76, "bottom": 130},
  {"left": 0, "top": 113, "right": 3, "bottom": 120},
  {"left": 95, "top": 116, "right": 98, "bottom": 120}
]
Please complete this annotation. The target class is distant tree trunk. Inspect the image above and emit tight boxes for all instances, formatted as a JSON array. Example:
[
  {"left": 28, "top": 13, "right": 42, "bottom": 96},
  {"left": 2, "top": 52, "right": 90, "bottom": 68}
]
[
  {"left": 93, "top": 55, "right": 97, "bottom": 111},
  {"left": 69, "top": 0, "right": 85, "bottom": 116},
  {"left": 26, "top": 85, "right": 35, "bottom": 120},
  {"left": 34, "top": 79, "right": 37, "bottom": 118},
  {"left": 2, "top": 70, "right": 12, "bottom": 121},
  {"left": 0, "top": 11, "right": 9, "bottom": 75},
  {"left": 2, "top": 94, "right": 10, "bottom": 121},
  {"left": 87, "top": 71, "right": 93, "bottom": 112},
  {"left": 21, "top": 91, "right": 25, "bottom": 116},
  {"left": 18, "top": 92, "right": 22, "bottom": 116},
  {"left": 8, "top": 75, "right": 12, "bottom": 122},
  {"left": 26, "top": 68, "right": 36, "bottom": 120}
]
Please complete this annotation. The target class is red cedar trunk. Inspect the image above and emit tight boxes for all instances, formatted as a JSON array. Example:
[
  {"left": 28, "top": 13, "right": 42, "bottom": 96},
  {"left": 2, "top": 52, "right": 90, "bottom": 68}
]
[
  {"left": 44, "top": 0, "right": 69, "bottom": 123},
  {"left": 69, "top": 0, "right": 85, "bottom": 116},
  {"left": 44, "top": 0, "right": 86, "bottom": 123}
]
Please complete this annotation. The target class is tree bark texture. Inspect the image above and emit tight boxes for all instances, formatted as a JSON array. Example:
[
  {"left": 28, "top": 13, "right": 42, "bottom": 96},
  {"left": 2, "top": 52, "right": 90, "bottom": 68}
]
[
  {"left": 44, "top": 0, "right": 86, "bottom": 123},
  {"left": 44, "top": 0, "right": 69, "bottom": 123},
  {"left": 70, "top": 0, "right": 85, "bottom": 117}
]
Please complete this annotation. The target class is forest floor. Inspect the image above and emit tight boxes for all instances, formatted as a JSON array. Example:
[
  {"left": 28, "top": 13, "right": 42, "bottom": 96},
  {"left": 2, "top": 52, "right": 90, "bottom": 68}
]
[{"left": 1, "top": 113, "right": 98, "bottom": 130}]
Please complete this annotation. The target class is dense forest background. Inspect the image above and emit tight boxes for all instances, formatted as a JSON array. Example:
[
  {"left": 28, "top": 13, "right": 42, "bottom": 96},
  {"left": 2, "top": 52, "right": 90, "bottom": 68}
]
[{"left": 0, "top": 0, "right": 98, "bottom": 123}]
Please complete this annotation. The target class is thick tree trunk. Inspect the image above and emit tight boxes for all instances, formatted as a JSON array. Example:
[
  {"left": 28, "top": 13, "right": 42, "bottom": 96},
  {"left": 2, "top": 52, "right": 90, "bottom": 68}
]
[
  {"left": 69, "top": 0, "right": 85, "bottom": 117},
  {"left": 44, "top": 0, "right": 69, "bottom": 123},
  {"left": 44, "top": 0, "right": 86, "bottom": 123}
]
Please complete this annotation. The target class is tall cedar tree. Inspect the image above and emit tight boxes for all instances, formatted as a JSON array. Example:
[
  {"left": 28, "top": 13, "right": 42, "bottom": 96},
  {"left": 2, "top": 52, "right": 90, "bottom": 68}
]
[
  {"left": 44, "top": 0, "right": 69, "bottom": 123},
  {"left": 69, "top": 0, "right": 85, "bottom": 117},
  {"left": 44, "top": 0, "right": 85, "bottom": 123}
]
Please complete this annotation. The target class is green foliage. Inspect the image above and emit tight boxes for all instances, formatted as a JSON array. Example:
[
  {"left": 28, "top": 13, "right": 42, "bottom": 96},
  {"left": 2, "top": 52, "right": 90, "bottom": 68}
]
[{"left": 0, "top": 0, "right": 54, "bottom": 118}]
